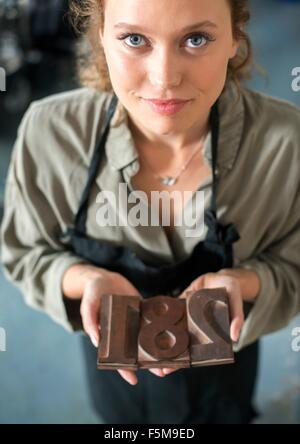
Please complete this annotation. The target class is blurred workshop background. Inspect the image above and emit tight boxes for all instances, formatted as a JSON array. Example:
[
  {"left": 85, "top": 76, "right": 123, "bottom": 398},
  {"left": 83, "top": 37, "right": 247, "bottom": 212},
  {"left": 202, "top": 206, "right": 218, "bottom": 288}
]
[{"left": 0, "top": 0, "right": 300, "bottom": 424}]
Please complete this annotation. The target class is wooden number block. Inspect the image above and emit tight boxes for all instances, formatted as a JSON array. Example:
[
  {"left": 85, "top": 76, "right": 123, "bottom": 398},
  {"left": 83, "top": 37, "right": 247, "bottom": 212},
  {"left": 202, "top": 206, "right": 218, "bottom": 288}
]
[
  {"left": 138, "top": 295, "right": 190, "bottom": 369},
  {"left": 97, "top": 294, "right": 140, "bottom": 370},
  {"left": 186, "top": 288, "right": 234, "bottom": 366},
  {"left": 97, "top": 288, "right": 234, "bottom": 370}
]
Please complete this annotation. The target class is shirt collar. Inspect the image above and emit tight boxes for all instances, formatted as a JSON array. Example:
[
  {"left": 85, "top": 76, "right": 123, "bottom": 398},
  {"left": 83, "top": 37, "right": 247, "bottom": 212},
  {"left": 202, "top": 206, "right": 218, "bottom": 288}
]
[
  {"left": 207, "top": 79, "right": 245, "bottom": 173},
  {"left": 105, "top": 79, "right": 245, "bottom": 174}
]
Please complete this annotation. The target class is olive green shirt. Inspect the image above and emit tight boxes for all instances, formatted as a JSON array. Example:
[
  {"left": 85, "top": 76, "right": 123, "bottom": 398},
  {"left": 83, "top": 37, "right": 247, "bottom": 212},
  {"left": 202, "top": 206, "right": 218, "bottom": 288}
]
[{"left": 1, "top": 80, "right": 300, "bottom": 352}]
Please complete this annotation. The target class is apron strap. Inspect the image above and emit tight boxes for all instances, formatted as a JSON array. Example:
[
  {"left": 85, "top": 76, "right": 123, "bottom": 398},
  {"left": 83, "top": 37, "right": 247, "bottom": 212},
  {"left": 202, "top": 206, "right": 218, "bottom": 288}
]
[{"left": 74, "top": 93, "right": 118, "bottom": 233}]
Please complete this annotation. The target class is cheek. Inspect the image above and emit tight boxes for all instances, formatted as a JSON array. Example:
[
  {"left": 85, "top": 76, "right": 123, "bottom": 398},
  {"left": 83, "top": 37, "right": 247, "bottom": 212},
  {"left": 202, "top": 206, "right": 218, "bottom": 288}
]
[
  {"left": 191, "top": 48, "right": 232, "bottom": 91},
  {"left": 106, "top": 48, "right": 142, "bottom": 86}
]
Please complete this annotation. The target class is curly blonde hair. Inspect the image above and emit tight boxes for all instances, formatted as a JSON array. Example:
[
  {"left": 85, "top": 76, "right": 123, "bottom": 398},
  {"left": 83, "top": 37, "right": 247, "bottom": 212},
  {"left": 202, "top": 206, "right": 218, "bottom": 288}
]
[{"left": 69, "top": 0, "right": 253, "bottom": 92}]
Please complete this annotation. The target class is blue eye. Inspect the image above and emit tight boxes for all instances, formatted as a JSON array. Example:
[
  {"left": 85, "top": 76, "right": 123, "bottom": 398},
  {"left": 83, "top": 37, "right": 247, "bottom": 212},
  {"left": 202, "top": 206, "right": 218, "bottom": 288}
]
[
  {"left": 118, "top": 32, "right": 214, "bottom": 49},
  {"left": 186, "top": 34, "right": 208, "bottom": 48},
  {"left": 123, "top": 34, "right": 146, "bottom": 48}
]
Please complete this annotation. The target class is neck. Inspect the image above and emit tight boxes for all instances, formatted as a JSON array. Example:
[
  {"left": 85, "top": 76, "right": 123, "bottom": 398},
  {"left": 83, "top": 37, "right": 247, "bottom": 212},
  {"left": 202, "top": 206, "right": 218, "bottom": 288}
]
[{"left": 128, "top": 113, "right": 210, "bottom": 156}]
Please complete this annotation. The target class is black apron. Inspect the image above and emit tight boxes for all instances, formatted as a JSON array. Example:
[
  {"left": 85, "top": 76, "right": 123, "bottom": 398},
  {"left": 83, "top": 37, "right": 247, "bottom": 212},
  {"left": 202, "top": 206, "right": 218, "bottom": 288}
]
[{"left": 62, "top": 94, "right": 259, "bottom": 424}]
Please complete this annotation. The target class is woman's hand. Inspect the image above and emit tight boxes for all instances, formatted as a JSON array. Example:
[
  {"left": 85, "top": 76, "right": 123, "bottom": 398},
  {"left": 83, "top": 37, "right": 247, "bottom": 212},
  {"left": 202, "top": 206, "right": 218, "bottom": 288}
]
[
  {"left": 79, "top": 268, "right": 142, "bottom": 386},
  {"left": 162, "top": 270, "right": 245, "bottom": 376}
]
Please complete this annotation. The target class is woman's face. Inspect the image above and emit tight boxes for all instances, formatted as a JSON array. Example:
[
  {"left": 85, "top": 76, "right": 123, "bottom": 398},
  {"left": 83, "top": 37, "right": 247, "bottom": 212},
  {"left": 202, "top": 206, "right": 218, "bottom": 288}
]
[{"left": 99, "top": 0, "right": 239, "bottom": 139}]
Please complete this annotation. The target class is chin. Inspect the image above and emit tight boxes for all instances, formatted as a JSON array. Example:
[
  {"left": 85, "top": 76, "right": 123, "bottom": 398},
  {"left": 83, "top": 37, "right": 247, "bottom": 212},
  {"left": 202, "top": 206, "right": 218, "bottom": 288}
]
[{"left": 152, "top": 123, "right": 184, "bottom": 136}]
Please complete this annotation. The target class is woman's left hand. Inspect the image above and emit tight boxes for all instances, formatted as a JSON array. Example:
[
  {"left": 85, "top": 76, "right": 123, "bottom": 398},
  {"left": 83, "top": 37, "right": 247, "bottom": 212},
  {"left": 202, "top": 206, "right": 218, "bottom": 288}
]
[{"left": 161, "top": 270, "right": 245, "bottom": 376}]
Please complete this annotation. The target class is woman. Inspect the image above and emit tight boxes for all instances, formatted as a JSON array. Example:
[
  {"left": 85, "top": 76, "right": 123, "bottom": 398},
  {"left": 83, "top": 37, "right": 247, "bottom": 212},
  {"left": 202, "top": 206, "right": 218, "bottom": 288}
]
[{"left": 1, "top": 0, "right": 300, "bottom": 424}]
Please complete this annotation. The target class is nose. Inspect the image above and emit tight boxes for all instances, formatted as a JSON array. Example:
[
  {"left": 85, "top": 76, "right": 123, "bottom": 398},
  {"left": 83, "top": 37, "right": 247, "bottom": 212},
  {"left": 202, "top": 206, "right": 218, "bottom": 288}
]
[{"left": 148, "top": 46, "right": 182, "bottom": 90}]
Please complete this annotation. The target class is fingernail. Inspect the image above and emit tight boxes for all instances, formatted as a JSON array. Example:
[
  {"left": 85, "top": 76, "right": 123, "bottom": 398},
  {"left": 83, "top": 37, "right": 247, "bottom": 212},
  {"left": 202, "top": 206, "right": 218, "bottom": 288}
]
[
  {"left": 127, "top": 377, "right": 138, "bottom": 385},
  {"left": 130, "top": 380, "right": 138, "bottom": 386},
  {"left": 91, "top": 335, "right": 98, "bottom": 348},
  {"left": 233, "top": 335, "right": 240, "bottom": 344}
]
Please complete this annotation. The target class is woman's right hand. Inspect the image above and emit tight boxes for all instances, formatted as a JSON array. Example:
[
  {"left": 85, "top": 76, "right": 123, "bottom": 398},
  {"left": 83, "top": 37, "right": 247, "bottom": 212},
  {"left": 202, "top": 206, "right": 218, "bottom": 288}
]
[
  {"left": 79, "top": 268, "right": 142, "bottom": 385},
  {"left": 63, "top": 263, "right": 166, "bottom": 384}
]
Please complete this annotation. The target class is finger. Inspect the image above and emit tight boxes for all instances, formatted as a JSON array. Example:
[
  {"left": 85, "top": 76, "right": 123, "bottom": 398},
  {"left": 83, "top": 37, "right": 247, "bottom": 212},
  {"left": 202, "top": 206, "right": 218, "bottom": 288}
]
[
  {"left": 178, "top": 275, "right": 206, "bottom": 299},
  {"left": 230, "top": 315, "right": 244, "bottom": 343},
  {"left": 118, "top": 369, "right": 138, "bottom": 385},
  {"left": 178, "top": 289, "right": 194, "bottom": 300},
  {"left": 114, "top": 273, "right": 142, "bottom": 298},
  {"left": 123, "top": 284, "right": 141, "bottom": 298},
  {"left": 81, "top": 308, "right": 100, "bottom": 347},
  {"left": 228, "top": 290, "right": 244, "bottom": 343},
  {"left": 149, "top": 368, "right": 165, "bottom": 377},
  {"left": 81, "top": 298, "right": 101, "bottom": 348}
]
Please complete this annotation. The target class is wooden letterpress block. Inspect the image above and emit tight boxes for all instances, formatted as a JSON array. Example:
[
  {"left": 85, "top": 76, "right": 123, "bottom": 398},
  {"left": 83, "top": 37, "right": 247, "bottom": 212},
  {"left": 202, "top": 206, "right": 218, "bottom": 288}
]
[
  {"left": 186, "top": 288, "right": 234, "bottom": 367},
  {"left": 97, "top": 289, "right": 234, "bottom": 371},
  {"left": 97, "top": 294, "right": 140, "bottom": 370},
  {"left": 138, "top": 295, "right": 190, "bottom": 369}
]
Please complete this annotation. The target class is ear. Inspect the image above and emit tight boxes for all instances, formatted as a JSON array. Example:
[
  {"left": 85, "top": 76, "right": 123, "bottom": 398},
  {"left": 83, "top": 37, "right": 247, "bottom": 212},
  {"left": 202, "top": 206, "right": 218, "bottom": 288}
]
[
  {"left": 99, "top": 28, "right": 104, "bottom": 47},
  {"left": 229, "top": 39, "right": 239, "bottom": 59}
]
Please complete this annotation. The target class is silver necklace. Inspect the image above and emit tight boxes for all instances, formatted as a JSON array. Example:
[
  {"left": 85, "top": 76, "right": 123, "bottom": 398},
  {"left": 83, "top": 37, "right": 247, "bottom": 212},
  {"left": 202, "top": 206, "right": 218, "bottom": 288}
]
[{"left": 140, "top": 134, "right": 206, "bottom": 186}]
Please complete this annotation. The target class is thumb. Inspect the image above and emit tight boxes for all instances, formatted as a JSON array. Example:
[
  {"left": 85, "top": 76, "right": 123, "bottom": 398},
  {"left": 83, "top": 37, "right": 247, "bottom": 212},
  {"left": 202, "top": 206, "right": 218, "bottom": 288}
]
[
  {"left": 120, "top": 277, "right": 142, "bottom": 298},
  {"left": 230, "top": 316, "right": 243, "bottom": 343},
  {"left": 179, "top": 275, "right": 206, "bottom": 299},
  {"left": 81, "top": 285, "right": 101, "bottom": 348}
]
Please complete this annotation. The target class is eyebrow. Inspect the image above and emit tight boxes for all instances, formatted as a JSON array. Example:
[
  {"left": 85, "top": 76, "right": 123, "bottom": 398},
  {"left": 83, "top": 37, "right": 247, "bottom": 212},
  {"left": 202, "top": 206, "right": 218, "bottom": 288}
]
[{"left": 114, "top": 20, "right": 218, "bottom": 33}]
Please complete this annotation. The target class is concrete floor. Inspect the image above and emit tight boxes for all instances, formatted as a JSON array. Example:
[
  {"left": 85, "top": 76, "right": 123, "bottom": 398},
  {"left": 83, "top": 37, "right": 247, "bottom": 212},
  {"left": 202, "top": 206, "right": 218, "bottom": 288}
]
[{"left": 0, "top": 0, "right": 300, "bottom": 423}]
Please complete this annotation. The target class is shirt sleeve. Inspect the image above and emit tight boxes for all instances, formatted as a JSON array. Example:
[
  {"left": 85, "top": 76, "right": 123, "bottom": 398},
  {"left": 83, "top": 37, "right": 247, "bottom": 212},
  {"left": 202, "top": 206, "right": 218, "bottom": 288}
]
[
  {"left": 0, "top": 104, "right": 88, "bottom": 332},
  {"left": 233, "top": 187, "right": 300, "bottom": 352}
]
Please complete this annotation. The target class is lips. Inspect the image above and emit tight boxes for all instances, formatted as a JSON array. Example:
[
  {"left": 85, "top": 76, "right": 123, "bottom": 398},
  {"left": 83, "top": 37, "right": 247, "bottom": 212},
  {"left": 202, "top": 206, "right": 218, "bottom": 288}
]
[
  {"left": 146, "top": 99, "right": 190, "bottom": 105},
  {"left": 143, "top": 98, "right": 191, "bottom": 116}
]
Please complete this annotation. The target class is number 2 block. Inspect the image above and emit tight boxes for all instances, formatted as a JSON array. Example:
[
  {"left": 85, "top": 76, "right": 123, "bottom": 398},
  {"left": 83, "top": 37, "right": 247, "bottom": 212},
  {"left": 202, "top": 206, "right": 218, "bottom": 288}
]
[
  {"left": 97, "top": 288, "right": 234, "bottom": 369},
  {"left": 186, "top": 288, "right": 234, "bottom": 366}
]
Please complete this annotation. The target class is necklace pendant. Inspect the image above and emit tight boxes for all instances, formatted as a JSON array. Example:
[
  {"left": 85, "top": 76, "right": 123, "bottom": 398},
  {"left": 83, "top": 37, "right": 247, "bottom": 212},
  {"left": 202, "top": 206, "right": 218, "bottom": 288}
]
[{"left": 161, "top": 177, "right": 176, "bottom": 186}]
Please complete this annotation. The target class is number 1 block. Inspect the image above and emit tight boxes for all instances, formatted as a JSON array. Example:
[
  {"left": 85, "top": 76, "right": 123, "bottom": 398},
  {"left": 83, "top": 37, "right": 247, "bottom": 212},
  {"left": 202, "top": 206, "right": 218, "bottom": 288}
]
[
  {"left": 97, "top": 294, "right": 140, "bottom": 370},
  {"left": 97, "top": 288, "right": 234, "bottom": 370}
]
